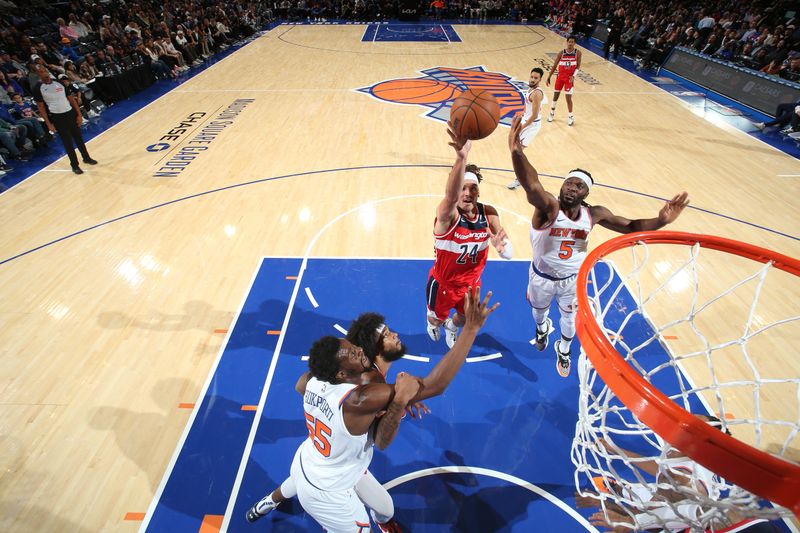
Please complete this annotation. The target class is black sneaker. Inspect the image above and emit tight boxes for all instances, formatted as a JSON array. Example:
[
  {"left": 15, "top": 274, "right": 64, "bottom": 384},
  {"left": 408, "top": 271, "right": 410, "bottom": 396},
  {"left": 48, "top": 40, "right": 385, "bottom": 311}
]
[
  {"left": 555, "top": 339, "right": 571, "bottom": 377},
  {"left": 83, "top": 158, "right": 98, "bottom": 165},
  {"left": 245, "top": 495, "right": 278, "bottom": 523},
  {"left": 72, "top": 166, "right": 83, "bottom": 175},
  {"left": 534, "top": 318, "right": 552, "bottom": 351}
]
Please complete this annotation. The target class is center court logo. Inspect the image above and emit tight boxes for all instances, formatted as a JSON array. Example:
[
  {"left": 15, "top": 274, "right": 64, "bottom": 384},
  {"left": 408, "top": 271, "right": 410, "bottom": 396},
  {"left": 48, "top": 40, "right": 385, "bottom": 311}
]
[{"left": 357, "top": 66, "right": 528, "bottom": 126}]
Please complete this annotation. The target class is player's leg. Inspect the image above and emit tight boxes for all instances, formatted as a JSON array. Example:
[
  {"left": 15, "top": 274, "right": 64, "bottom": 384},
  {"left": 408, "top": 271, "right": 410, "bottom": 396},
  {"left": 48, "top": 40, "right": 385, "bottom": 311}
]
[
  {"left": 445, "top": 284, "right": 472, "bottom": 349},
  {"left": 553, "top": 279, "right": 577, "bottom": 377},
  {"left": 246, "top": 476, "right": 295, "bottom": 522},
  {"left": 425, "top": 274, "right": 448, "bottom": 341},
  {"left": 355, "top": 470, "right": 402, "bottom": 532},
  {"left": 549, "top": 85, "right": 562, "bottom": 122},
  {"left": 291, "top": 456, "right": 370, "bottom": 533},
  {"left": 527, "top": 273, "right": 556, "bottom": 351},
  {"left": 565, "top": 82, "right": 574, "bottom": 126}
]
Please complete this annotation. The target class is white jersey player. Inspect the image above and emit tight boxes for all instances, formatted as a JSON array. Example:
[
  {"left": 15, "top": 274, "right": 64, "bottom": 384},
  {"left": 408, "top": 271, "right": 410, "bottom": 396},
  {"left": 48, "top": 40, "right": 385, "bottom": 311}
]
[
  {"left": 508, "top": 67, "right": 548, "bottom": 190},
  {"left": 507, "top": 115, "right": 690, "bottom": 377},
  {"left": 277, "top": 288, "right": 497, "bottom": 532}
]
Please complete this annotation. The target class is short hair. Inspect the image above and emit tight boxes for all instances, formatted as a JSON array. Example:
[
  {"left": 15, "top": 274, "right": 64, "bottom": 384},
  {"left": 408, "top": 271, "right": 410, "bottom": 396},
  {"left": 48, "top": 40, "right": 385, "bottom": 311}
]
[
  {"left": 307, "top": 336, "right": 342, "bottom": 383},
  {"left": 346, "top": 312, "right": 384, "bottom": 362},
  {"left": 465, "top": 163, "right": 483, "bottom": 183},
  {"left": 567, "top": 34, "right": 577, "bottom": 41},
  {"left": 531, "top": 67, "right": 544, "bottom": 76}
]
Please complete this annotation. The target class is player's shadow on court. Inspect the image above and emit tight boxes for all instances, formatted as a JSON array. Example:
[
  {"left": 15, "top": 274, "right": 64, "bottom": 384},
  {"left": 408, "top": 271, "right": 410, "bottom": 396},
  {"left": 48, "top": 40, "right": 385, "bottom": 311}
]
[{"left": 473, "top": 332, "right": 539, "bottom": 383}]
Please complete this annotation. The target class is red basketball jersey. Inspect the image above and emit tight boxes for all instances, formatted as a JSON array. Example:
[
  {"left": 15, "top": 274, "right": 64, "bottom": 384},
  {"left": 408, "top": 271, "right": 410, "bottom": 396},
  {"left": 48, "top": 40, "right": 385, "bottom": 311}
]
[
  {"left": 557, "top": 49, "right": 579, "bottom": 79},
  {"left": 432, "top": 203, "right": 490, "bottom": 286}
]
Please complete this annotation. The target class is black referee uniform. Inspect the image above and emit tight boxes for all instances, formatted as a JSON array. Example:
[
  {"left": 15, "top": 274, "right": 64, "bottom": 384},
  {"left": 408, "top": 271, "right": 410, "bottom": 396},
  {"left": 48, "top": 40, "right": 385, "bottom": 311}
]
[{"left": 32, "top": 69, "right": 96, "bottom": 174}]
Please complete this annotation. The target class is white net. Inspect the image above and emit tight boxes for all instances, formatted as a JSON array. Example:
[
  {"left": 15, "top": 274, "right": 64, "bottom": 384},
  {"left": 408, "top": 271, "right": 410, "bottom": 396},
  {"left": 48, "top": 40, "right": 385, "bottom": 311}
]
[{"left": 571, "top": 235, "right": 800, "bottom": 532}]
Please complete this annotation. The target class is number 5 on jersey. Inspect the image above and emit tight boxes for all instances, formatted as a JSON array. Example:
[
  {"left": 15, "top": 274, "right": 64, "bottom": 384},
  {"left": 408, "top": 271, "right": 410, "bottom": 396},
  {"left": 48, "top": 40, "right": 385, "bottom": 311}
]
[
  {"left": 559, "top": 240, "right": 575, "bottom": 259},
  {"left": 305, "top": 412, "right": 332, "bottom": 457}
]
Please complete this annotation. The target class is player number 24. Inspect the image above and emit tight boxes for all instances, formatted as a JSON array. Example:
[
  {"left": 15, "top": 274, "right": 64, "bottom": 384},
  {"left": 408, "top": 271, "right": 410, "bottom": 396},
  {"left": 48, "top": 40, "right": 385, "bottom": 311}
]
[
  {"left": 456, "top": 244, "right": 480, "bottom": 264},
  {"left": 305, "top": 413, "right": 332, "bottom": 457}
]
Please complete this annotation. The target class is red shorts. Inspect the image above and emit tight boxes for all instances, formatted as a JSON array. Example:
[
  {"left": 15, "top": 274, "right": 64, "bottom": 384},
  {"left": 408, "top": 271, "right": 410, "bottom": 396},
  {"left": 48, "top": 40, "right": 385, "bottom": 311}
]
[
  {"left": 554, "top": 76, "right": 574, "bottom": 94},
  {"left": 425, "top": 273, "right": 480, "bottom": 321}
]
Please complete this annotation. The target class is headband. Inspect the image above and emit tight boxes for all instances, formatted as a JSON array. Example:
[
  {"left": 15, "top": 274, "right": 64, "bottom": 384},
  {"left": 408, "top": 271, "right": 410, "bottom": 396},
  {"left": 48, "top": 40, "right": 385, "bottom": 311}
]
[
  {"left": 374, "top": 323, "right": 387, "bottom": 343},
  {"left": 566, "top": 170, "right": 593, "bottom": 190},
  {"left": 464, "top": 171, "right": 479, "bottom": 185}
]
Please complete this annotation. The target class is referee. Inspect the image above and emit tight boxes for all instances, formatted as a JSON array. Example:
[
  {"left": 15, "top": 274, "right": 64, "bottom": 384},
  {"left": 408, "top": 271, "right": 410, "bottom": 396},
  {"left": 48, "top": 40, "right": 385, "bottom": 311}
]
[{"left": 32, "top": 65, "right": 97, "bottom": 174}]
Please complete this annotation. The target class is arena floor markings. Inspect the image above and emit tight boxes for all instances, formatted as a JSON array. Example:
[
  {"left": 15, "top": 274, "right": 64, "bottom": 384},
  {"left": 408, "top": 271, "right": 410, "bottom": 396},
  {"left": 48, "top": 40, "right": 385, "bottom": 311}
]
[
  {"left": 140, "top": 257, "right": 782, "bottom": 532},
  {"left": 362, "top": 23, "right": 462, "bottom": 42}
]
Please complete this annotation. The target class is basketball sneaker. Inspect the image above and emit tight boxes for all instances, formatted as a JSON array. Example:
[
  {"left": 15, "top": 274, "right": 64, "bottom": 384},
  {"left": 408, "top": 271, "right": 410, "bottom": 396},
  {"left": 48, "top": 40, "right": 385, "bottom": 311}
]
[
  {"left": 753, "top": 122, "right": 765, "bottom": 130},
  {"left": 547, "top": 111, "right": 554, "bottom": 122},
  {"left": 507, "top": 179, "right": 521, "bottom": 189},
  {"left": 443, "top": 318, "right": 458, "bottom": 348},
  {"left": 427, "top": 320, "right": 442, "bottom": 342},
  {"left": 534, "top": 318, "right": 552, "bottom": 351},
  {"left": 376, "top": 518, "right": 404, "bottom": 532},
  {"left": 567, "top": 115, "right": 575, "bottom": 126},
  {"left": 555, "top": 339, "right": 571, "bottom": 377},
  {"left": 246, "top": 495, "right": 279, "bottom": 523}
]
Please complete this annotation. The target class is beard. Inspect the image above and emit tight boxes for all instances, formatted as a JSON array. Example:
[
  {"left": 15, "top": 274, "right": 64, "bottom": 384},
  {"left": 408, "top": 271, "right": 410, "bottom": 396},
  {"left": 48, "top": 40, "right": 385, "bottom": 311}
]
[{"left": 381, "top": 343, "right": 406, "bottom": 362}]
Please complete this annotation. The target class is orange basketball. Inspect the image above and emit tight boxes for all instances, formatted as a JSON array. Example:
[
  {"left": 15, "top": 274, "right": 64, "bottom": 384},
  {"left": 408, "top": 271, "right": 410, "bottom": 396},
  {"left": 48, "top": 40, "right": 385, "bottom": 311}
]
[
  {"left": 449, "top": 89, "right": 501, "bottom": 140},
  {"left": 371, "top": 78, "right": 462, "bottom": 105}
]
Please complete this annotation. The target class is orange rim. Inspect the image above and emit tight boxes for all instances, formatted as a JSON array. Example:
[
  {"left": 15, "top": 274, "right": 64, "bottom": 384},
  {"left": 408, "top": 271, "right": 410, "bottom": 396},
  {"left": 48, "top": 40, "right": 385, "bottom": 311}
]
[{"left": 576, "top": 231, "right": 800, "bottom": 517}]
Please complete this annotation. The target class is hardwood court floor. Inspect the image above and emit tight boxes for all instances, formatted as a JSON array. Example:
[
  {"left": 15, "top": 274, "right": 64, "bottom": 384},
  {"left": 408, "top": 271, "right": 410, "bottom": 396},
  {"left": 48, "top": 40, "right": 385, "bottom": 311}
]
[{"left": 0, "top": 24, "right": 798, "bottom": 531}]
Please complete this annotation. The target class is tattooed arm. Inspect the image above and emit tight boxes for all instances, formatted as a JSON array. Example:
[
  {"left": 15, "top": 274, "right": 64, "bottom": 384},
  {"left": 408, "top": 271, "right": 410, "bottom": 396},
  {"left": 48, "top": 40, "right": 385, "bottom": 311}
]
[{"left": 374, "top": 372, "right": 419, "bottom": 450}]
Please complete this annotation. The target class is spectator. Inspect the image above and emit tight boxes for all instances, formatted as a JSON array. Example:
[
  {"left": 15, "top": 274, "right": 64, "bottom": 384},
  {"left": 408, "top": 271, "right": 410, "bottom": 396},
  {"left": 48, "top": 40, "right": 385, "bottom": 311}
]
[
  {"left": 605, "top": 7, "right": 625, "bottom": 61},
  {"left": 780, "top": 53, "right": 800, "bottom": 81},
  {"left": 760, "top": 59, "right": 782, "bottom": 76},
  {"left": 754, "top": 99, "right": 800, "bottom": 132},
  {"left": 60, "top": 39, "right": 82, "bottom": 64},
  {"left": 64, "top": 61, "right": 88, "bottom": 83},
  {"left": 57, "top": 18, "right": 80, "bottom": 43},
  {"left": 0, "top": 117, "right": 32, "bottom": 161},
  {"left": 0, "top": 70, "right": 23, "bottom": 96},
  {"left": 68, "top": 13, "right": 90, "bottom": 39},
  {"left": 79, "top": 56, "right": 99, "bottom": 80}
]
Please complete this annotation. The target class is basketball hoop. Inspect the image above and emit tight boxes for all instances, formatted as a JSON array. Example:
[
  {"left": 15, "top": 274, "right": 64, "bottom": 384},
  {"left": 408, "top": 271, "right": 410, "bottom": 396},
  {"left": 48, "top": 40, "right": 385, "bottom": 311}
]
[{"left": 572, "top": 231, "right": 800, "bottom": 531}]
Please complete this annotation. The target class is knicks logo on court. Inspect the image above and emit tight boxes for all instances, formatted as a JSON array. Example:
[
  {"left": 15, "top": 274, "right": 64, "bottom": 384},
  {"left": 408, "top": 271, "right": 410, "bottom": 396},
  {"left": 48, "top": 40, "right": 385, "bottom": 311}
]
[{"left": 357, "top": 66, "right": 527, "bottom": 126}]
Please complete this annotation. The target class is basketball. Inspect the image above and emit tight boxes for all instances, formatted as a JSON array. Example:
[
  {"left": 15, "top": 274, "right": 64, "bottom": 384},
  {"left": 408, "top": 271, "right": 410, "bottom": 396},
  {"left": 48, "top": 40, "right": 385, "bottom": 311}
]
[{"left": 449, "top": 89, "right": 501, "bottom": 140}]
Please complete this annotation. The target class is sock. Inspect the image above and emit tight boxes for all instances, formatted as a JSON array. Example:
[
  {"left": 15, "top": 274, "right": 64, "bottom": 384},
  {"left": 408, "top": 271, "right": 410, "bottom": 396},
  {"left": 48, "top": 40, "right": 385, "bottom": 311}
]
[
  {"left": 560, "top": 335, "right": 573, "bottom": 353},
  {"left": 443, "top": 317, "right": 458, "bottom": 332},
  {"left": 568, "top": 112, "right": 574, "bottom": 117}
]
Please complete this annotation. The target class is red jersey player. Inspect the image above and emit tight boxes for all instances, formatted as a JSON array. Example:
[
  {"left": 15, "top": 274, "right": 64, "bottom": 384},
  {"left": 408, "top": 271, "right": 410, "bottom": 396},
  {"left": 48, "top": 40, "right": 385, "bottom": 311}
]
[
  {"left": 426, "top": 126, "right": 512, "bottom": 348},
  {"left": 546, "top": 34, "right": 581, "bottom": 126}
]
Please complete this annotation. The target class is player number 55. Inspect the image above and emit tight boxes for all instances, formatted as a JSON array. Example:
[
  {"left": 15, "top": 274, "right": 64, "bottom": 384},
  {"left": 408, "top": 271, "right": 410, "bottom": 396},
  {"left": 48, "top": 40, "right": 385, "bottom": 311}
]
[{"left": 305, "top": 413, "right": 332, "bottom": 457}]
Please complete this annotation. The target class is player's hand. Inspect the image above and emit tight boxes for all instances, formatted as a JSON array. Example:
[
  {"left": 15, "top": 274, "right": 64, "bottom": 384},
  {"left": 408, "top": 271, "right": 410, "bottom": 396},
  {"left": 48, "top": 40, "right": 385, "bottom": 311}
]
[
  {"left": 574, "top": 491, "right": 602, "bottom": 508},
  {"left": 394, "top": 371, "right": 421, "bottom": 404},
  {"left": 546, "top": 77, "right": 551, "bottom": 86},
  {"left": 447, "top": 124, "right": 471, "bottom": 158},
  {"left": 463, "top": 286, "right": 499, "bottom": 331},
  {"left": 508, "top": 113, "right": 524, "bottom": 153},
  {"left": 405, "top": 402, "right": 430, "bottom": 419},
  {"left": 489, "top": 226, "right": 508, "bottom": 253},
  {"left": 589, "top": 509, "right": 635, "bottom": 532},
  {"left": 657, "top": 192, "right": 690, "bottom": 225}
]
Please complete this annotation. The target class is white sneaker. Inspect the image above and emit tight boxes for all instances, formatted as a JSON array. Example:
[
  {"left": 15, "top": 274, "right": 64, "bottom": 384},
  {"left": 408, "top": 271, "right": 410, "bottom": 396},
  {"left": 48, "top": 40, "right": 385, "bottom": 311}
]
[
  {"left": 753, "top": 122, "right": 765, "bottom": 130},
  {"left": 507, "top": 179, "right": 520, "bottom": 190},
  {"left": 567, "top": 116, "right": 574, "bottom": 126},
  {"left": 427, "top": 321, "right": 441, "bottom": 342},
  {"left": 547, "top": 111, "right": 554, "bottom": 122},
  {"left": 445, "top": 327, "right": 457, "bottom": 348}
]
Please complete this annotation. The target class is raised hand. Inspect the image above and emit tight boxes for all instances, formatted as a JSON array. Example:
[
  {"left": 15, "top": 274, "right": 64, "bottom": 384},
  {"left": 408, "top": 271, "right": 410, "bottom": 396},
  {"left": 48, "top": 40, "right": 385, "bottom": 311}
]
[
  {"left": 447, "top": 124, "right": 471, "bottom": 159},
  {"left": 489, "top": 226, "right": 508, "bottom": 254},
  {"left": 657, "top": 192, "right": 690, "bottom": 225},
  {"left": 508, "top": 113, "right": 524, "bottom": 153},
  {"left": 463, "top": 286, "right": 499, "bottom": 331}
]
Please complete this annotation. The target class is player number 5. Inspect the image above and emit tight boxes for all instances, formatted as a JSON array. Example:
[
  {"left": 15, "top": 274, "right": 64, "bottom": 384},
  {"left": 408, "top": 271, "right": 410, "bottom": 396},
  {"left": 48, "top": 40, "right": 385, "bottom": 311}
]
[
  {"left": 305, "top": 413, "right": 332, "bottom": 457},
  {"left": 559, "top": 240, "right": 575, "bottom": 259}
]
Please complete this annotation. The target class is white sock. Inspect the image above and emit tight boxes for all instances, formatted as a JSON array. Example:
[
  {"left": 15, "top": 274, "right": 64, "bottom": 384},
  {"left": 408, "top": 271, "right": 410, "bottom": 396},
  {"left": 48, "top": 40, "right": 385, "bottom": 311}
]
[
  {"left": 568, "top": 112, "right": 574, "bottom": 117},
  {"left": 443, "top": 317, "right": 458, "bottom": 332},
  {"left": 560, "top": 335, "right": 573, "bottom": 352}
]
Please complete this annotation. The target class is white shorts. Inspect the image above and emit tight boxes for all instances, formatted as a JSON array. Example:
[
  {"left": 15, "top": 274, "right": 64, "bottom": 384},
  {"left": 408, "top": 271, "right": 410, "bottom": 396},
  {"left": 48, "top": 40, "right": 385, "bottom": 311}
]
[
  {"left": 520, "top": 119, "right": 542, "bottom": 147},
  {"left": 526, "top": 266, "right": 577, "bottom": 313},
  {"left": 290, "top": 450, "right": 371, "bottom": 532}
]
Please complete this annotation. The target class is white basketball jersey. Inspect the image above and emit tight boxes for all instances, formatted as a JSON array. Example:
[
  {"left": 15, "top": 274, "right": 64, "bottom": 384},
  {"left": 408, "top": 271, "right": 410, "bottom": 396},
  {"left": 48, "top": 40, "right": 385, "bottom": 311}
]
[
  {"left": 661, "top": 457, "right": 720, "bottom": 500},
  {"left": 298, "top": 377, "right": 373, "bottom": 491},
  {"left": 523, "top": 87, "right": 547, "bottom": 122},
  {"left": 530, "top": 207, "right": 593, "bottom": 279}
]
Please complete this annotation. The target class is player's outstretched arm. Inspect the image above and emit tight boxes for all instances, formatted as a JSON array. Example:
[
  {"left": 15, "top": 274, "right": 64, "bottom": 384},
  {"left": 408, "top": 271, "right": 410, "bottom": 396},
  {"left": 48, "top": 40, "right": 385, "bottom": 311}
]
[
  {"left": 435, "top": 126, "right": 472, "bottom": 234},
  {"left": 508, "top": 115, "right": 559, "bottom": 214},
  {"left": 416, "top": 286, "right": 498, "bottom": 400},
  {"left": 592, "top": 192, "right": 690, "bottom": 234},
  {"left": 373, "top": 372, "right": 420, "bottom": 450}
]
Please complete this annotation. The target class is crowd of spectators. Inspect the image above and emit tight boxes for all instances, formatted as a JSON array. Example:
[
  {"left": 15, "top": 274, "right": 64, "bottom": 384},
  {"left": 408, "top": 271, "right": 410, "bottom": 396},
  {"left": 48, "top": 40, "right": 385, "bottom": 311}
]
[
  {"left": 547, "top": 0, "right": 800, "bottom": 81},
  {"left": 0, "top": 0, "right": 270, "bottom": 178}
]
